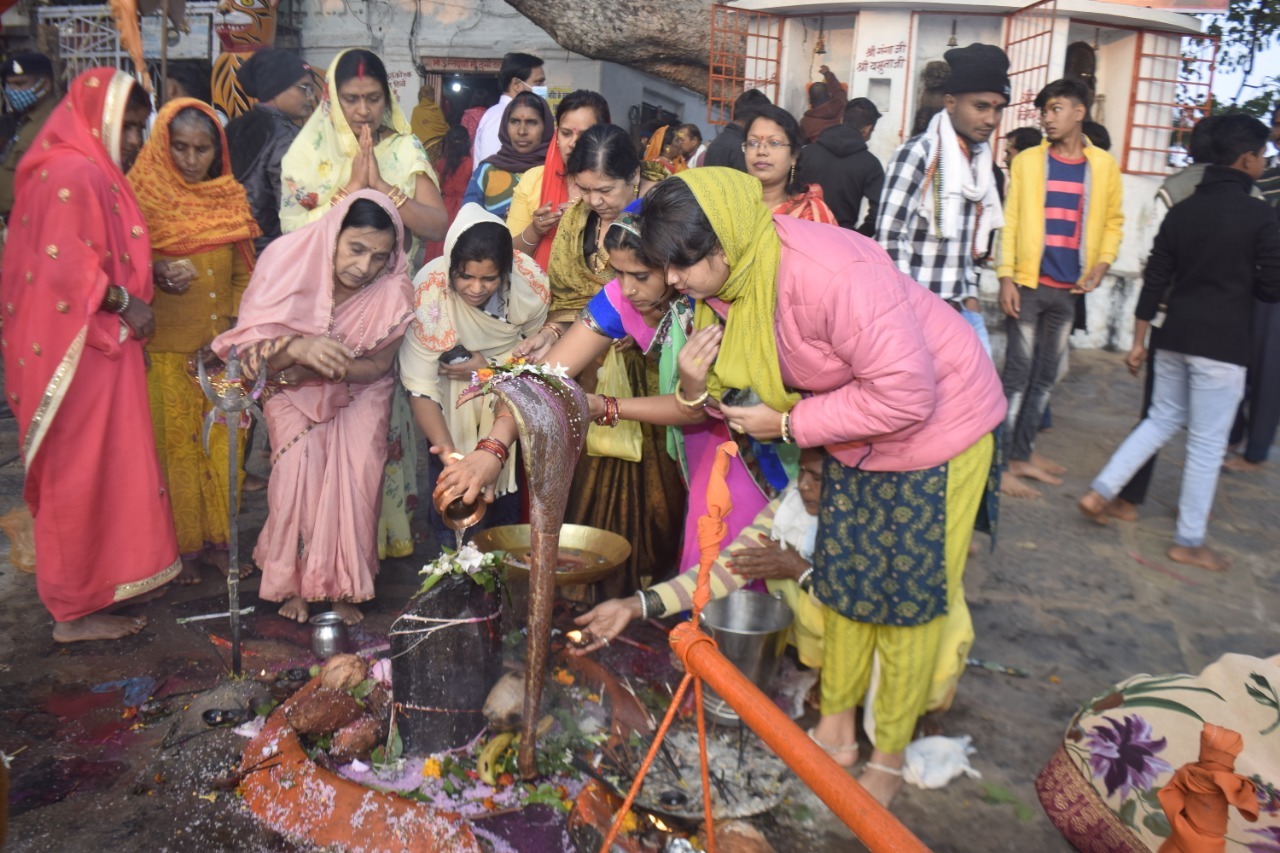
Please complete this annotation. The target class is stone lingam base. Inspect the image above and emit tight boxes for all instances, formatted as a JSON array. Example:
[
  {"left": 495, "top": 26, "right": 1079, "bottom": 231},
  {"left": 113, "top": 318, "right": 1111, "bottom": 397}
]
[
  {"left": 237, "top": 678, "right": 481, "bottom": 852},
  {"left": 233, "top": 617, "right": 702, "bottom": 852}
]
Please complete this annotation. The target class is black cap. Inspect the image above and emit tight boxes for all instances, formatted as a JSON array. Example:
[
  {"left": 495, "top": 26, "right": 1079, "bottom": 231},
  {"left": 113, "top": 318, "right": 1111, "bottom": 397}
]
[
  {"left": 2, "top": 53, "right": 54, "bottom": 81},
  {"left": 942, "top": 43, "right": 1011, "bottom": 99},
  {"left": 238, "top": 49, "right": 310, "bottom": 103}
]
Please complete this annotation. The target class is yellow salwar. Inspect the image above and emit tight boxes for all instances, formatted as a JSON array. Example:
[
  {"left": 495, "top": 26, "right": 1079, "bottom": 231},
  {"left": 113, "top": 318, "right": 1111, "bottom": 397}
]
[
  {"left": 819, "top": 433, "right": 992, "bottom": 753},
  {"left": 146, "top": 243, "right": 250, "bottom": 558},
  {"left": 147, "top": 353, "right": 246, "bottom": 556}
]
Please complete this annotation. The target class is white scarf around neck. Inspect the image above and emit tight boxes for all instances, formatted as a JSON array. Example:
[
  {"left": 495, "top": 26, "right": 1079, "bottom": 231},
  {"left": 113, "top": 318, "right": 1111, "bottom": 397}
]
[{"left": 922, "top": 109, "right": 1004, "bottom": 250}]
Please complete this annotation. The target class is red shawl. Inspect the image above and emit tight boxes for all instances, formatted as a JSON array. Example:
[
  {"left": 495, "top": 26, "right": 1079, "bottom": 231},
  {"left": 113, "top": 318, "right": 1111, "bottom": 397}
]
[{"left": 2, "top": 68, "right": 153, "bottom": 465}]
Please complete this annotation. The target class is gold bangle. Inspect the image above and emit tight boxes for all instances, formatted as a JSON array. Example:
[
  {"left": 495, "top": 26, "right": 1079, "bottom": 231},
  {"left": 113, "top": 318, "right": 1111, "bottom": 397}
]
[
  {"left": 330, "top": 187, "right": 349, "bottom": 207},
  {"left": 675, "top": 382, "right": 709, "bottom": 408}
]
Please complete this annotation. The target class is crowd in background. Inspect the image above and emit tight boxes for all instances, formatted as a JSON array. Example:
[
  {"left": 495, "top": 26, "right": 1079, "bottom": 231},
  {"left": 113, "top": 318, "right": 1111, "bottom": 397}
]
[{"left": 1, "top": 36, "right": 1278, "bottom": 812}]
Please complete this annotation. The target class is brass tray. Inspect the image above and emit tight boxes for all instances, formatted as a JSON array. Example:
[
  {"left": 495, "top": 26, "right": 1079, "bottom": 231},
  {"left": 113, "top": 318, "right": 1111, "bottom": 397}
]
[{"left": 471, "top": 524, "right": 631, "bottom": 587}]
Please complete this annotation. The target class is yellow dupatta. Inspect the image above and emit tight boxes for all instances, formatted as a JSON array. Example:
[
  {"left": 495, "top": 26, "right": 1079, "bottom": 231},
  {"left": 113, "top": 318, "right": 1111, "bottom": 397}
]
[
  {"left": 279, "top": 49, "right": 438, "bottom": 235},
  {"left": 677, "top": 168, "right": 799, "bottom": 414}
]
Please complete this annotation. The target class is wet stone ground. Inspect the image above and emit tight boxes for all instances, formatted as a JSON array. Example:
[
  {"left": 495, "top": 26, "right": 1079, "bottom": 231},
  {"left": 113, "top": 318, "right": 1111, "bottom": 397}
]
[{"left": 2, "top": 349, "right": 1279, "bottom": 851}]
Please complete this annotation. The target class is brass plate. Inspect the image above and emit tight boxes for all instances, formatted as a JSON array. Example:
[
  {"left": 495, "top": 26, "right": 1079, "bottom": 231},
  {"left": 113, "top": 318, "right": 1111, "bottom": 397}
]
[{"left": 471, "top": 524, "right": 631, "bottom": 587}]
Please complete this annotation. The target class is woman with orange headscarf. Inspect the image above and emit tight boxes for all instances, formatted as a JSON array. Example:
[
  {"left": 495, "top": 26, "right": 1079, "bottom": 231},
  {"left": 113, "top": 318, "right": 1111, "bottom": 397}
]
[{"left": 129, "top": 97, "right": 260, "bottom": 585}]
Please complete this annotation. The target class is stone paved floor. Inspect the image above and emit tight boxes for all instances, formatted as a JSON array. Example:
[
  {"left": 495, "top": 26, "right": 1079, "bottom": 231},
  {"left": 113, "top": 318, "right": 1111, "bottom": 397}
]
[{"left": 1, "top": 348, "right": 1277, "bottom": 851}]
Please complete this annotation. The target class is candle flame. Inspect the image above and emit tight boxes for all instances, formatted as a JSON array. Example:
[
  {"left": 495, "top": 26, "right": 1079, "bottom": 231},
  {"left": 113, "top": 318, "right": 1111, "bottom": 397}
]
[
  {"left": 649, "top": 814, "right": 672, "bottom": 832},
  {"left": 566, "top": 630, "right": 584, "bottom": 643}
]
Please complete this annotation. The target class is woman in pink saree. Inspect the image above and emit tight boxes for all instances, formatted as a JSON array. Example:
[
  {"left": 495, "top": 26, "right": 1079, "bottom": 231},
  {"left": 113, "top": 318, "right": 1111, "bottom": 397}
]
[{"left": 213, "top": 191, "right": 414, "bottom": 624}]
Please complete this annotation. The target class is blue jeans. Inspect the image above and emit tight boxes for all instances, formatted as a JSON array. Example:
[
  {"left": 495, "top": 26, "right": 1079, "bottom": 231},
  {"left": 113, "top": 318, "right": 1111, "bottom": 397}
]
[
  {"left": 1001, "top": 285, "right": 1076, "bottom": 461},
  {"left": 960, "top": 307, "right": 992, "bottom": 359},
  {"left": 1091, "top": 350, "right": 1246, "bottom": 547}
]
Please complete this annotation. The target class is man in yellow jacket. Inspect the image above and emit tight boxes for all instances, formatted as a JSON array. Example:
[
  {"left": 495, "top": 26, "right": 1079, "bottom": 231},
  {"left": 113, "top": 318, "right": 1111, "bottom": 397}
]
[{"left": 997, "top": 77, "right": 1123, "bottom": 499}]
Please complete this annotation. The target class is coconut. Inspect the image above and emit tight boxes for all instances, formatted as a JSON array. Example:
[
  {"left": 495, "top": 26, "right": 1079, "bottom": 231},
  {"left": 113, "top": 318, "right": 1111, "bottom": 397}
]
[
  {"left": 330, "top": 715, "right": 384, "bottom": 762},
  {"left": 482, "top": 670, "right": 525, "bottom": 732},
  {"left": 285, "top": 687, "right": 363, "bottom": 735},
  {"left": 319, "top": 654, "right": 367, "bottom": 691}
]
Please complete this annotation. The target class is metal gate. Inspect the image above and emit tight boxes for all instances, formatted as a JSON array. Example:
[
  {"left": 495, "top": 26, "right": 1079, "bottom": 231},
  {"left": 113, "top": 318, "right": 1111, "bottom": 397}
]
[
  {"left": 999, "top": 0, "right": 1058, "bottom": 156},
  {"left": 707, "top": 4, "right": 784, "bottom": 127},
  {"left": 37, "top": 2, "right": 221, "bottom": 89}
]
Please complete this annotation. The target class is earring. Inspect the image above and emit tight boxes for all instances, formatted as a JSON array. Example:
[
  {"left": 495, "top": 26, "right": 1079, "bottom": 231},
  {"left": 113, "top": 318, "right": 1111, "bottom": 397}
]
[
  {"left": 633, "top": 180, "right": 640, "bottom": 198},
  {"left": 789, "top": 163, "right": 796, "bottom": 186}
]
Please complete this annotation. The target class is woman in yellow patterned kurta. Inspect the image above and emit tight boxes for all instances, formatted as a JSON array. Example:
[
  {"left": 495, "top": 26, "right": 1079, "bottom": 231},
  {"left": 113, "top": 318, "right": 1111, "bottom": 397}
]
[
  {"left": 129, "top": 99, "right": 260, "bottom": 584},
  {"left": 279, "top": 48, "right": 449, "bottom": 559}
]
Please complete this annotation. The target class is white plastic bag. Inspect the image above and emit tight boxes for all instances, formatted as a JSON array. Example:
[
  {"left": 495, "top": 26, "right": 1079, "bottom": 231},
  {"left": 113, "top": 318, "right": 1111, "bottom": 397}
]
[{"left": 903, "top": 735, "right": 981, "bottom": 789}]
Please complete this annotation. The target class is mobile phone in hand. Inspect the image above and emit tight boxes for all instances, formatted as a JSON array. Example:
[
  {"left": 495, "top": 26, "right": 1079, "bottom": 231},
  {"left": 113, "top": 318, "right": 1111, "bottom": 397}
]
[{"left": 441, "top": 344, "right": 472, "bottom": 365}]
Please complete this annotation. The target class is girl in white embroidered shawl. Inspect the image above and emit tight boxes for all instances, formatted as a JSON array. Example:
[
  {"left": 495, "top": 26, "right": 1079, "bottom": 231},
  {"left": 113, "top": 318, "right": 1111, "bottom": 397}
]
[{"left": 400, "top": 203, "right": 550, "bottom": 530}]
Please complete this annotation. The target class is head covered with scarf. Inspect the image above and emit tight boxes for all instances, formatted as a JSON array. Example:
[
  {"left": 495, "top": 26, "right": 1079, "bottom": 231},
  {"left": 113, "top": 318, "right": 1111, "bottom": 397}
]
[
  {"left": 214, "top": 189, "right": 413, "bottom": 375},
  {"left": 279, "top": 49, "right": 436, "bottom": 234},
  {"left": 639, "top": 167, "right": 799, "bottom": 414},
  {"left": 1, "top": 68, "right": 156, "bottom": 461},
  {"left": 482, "top": 90, "right": 553, "bottom": 173},
  {"left": 129, "top": 97, "right": 260, "bottom": 260}
]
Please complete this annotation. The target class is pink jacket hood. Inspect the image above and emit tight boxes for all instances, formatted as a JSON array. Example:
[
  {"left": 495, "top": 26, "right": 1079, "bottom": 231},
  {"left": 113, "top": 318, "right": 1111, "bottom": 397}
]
[{"left": 772, "top": 215, "right": 1006, "bottom": 471}]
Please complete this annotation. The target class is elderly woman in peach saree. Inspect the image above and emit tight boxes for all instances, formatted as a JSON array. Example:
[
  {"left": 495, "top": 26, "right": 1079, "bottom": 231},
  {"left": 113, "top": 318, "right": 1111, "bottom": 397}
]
[{"left": 213, "top": 191, "right": 413, "bottom": 624}]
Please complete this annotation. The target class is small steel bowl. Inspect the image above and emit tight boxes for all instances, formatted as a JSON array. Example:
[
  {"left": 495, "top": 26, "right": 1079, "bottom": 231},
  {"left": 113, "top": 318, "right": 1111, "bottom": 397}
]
[{"left": 309, "top": 611, "right": 348, "bottom": 659}]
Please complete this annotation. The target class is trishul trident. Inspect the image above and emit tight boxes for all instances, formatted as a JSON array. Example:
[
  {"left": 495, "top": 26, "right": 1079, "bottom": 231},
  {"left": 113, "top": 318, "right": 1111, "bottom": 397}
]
[{"left": 197, "top": 346, "right": 267, "bottom": 676}]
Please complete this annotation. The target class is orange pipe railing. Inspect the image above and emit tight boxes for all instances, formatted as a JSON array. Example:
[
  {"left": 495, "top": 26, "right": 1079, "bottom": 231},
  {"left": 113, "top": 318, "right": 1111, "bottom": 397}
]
[{"left": 669, "top": 620, "right": 931, "bottom": 853}]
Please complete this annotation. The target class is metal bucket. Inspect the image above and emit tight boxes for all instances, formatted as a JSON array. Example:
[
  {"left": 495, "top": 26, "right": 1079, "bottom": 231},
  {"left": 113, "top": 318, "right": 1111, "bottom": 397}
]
[{"left": 698, "top": 590, "right": 793, "bottom": 723}]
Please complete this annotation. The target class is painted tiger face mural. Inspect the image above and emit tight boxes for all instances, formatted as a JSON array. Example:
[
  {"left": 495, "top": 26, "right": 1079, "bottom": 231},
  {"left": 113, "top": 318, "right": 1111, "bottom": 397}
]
[
  {"left": 214, "top": 0, "right": 278, "bottom": 51},
  {"left": 211, "top": 0, "right": 279, "bottom": 120}
]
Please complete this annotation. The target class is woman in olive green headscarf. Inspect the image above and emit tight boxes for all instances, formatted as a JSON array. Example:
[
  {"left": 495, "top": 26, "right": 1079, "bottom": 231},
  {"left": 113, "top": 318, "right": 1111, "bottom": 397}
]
[{"left": 639, "top": 167, "right": 1006, "bottom": 808}]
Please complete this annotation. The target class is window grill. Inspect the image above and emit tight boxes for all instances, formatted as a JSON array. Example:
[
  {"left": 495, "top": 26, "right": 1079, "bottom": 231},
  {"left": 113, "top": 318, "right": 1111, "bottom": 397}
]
[
  {"left": 708, "top": 4, "right": 784, "bottom": 127},
  {"left": 1123, "top": 30, "right": 1216, "bottom": 176},
  {"left": 998, "top": 0, "right": 1058, "bottom": 162}
]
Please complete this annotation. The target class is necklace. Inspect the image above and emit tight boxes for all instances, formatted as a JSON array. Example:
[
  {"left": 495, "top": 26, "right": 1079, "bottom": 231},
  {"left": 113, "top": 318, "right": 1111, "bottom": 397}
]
[
  {"left": 329, "top": 286, "right": 373, "bottom": 356},
  {"left": 590, "top": 215, "right": 614, "bottom": 277}
]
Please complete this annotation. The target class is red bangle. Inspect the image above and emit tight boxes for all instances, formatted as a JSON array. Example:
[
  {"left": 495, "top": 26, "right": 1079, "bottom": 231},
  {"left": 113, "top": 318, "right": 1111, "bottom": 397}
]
[
  {"left": 594, "top": 395, "right": 619, "bottom": 427},
  {"left": 475, "top": 436, "right": 509, "bottom": 466}
]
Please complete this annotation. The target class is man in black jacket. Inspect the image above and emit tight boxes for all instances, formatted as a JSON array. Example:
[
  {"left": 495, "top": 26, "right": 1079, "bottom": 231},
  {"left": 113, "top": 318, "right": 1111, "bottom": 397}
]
[
  {"left": 796, "top": 97, "right": 884, "bottom": 235},
  {"left": 703, "top": 89, "right": 770, "bottom": 172},
  {"left": 1079, "top": 114, "right": 1280, "bottom": 573}
]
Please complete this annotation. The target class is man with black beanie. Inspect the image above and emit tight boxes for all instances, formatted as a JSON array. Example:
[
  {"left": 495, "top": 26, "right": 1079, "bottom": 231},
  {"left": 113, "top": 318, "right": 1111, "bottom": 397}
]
[
  {"left": 704, "top": 88, "right": 771, "bottom": 172},
  {"left": 876, "top": 43, "right": 1009, "bottom": 355},
  {"left": 224, "top": 48, "right": 315, "bottom": 253}
]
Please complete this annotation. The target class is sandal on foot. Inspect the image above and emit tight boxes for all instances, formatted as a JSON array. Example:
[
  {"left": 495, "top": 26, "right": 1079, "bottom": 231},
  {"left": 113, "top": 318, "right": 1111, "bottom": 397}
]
[
  {"left": 808, "top": 727, "right": 859, "bottom": 757},
  {"left": 863, "top": 761, "right": 904, "bottom": 776}
]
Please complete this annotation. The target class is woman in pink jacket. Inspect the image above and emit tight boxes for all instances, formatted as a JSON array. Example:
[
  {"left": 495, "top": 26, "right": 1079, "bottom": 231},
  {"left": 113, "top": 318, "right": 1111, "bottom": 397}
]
[{"left": 640, "top": 168, "right": 1006, "bottom": 807}]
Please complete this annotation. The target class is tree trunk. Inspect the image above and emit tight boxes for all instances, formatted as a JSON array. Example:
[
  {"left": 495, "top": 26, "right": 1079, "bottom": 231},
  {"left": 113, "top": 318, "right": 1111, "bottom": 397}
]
[{"left": 505, "top": 0, "right": 714, "bottom": 95}]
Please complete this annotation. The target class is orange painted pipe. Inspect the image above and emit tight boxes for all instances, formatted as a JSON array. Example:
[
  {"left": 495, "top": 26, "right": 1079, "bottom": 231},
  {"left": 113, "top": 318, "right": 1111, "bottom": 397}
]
[{"left": 669, "top": 621, "right": 931, "bottom": 853}]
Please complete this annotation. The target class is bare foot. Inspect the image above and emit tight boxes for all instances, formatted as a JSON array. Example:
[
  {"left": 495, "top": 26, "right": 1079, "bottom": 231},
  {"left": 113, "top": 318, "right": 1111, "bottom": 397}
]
[
  {"left": 858, "top": 750, "right": 905, "bottom": 807},
  {"left": 1223, "top": 456, "right": 1263, "bottom": 473},
  {"left": 201, "top": 550, "right": 255, "bottom": 579},
  {"left": 278, "top": 595, "right": 309, "bottom": 623},
  {"left": 1105, "top": 497, "right": 1139, "bottom": 522},
  {"left": 1029, "top": 452, "right": 1067, "bottom": 476},
  {"left": 1077, "top": 491, "right": 1111, "bottom": 526},
  {"left": 332, "top": 600, "right": 364, "bottom": 626},
  {"left": 1000, "top": 471, "right": 1041, "bottom": 499},
  {"left": 53, "top": 613, "right": 147, "bottom": 642},
  {"left": 1168, "top": 545, "right": 1230, "bottom": 573},
  {"left": 1009, "top": 459, "right": 1063, "bottom": 486},
  {"left": 808, "top": 726, "right": 859, "bottom": 768},
  {"left": 173, "top": 557, "right": 202, "bottom": 585}
]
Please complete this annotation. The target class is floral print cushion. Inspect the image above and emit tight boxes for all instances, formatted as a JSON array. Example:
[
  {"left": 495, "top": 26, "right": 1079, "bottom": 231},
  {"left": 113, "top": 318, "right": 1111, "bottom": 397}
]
[{"left": 1040, "top": 653, "right": 1280, "bottom": 851}]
